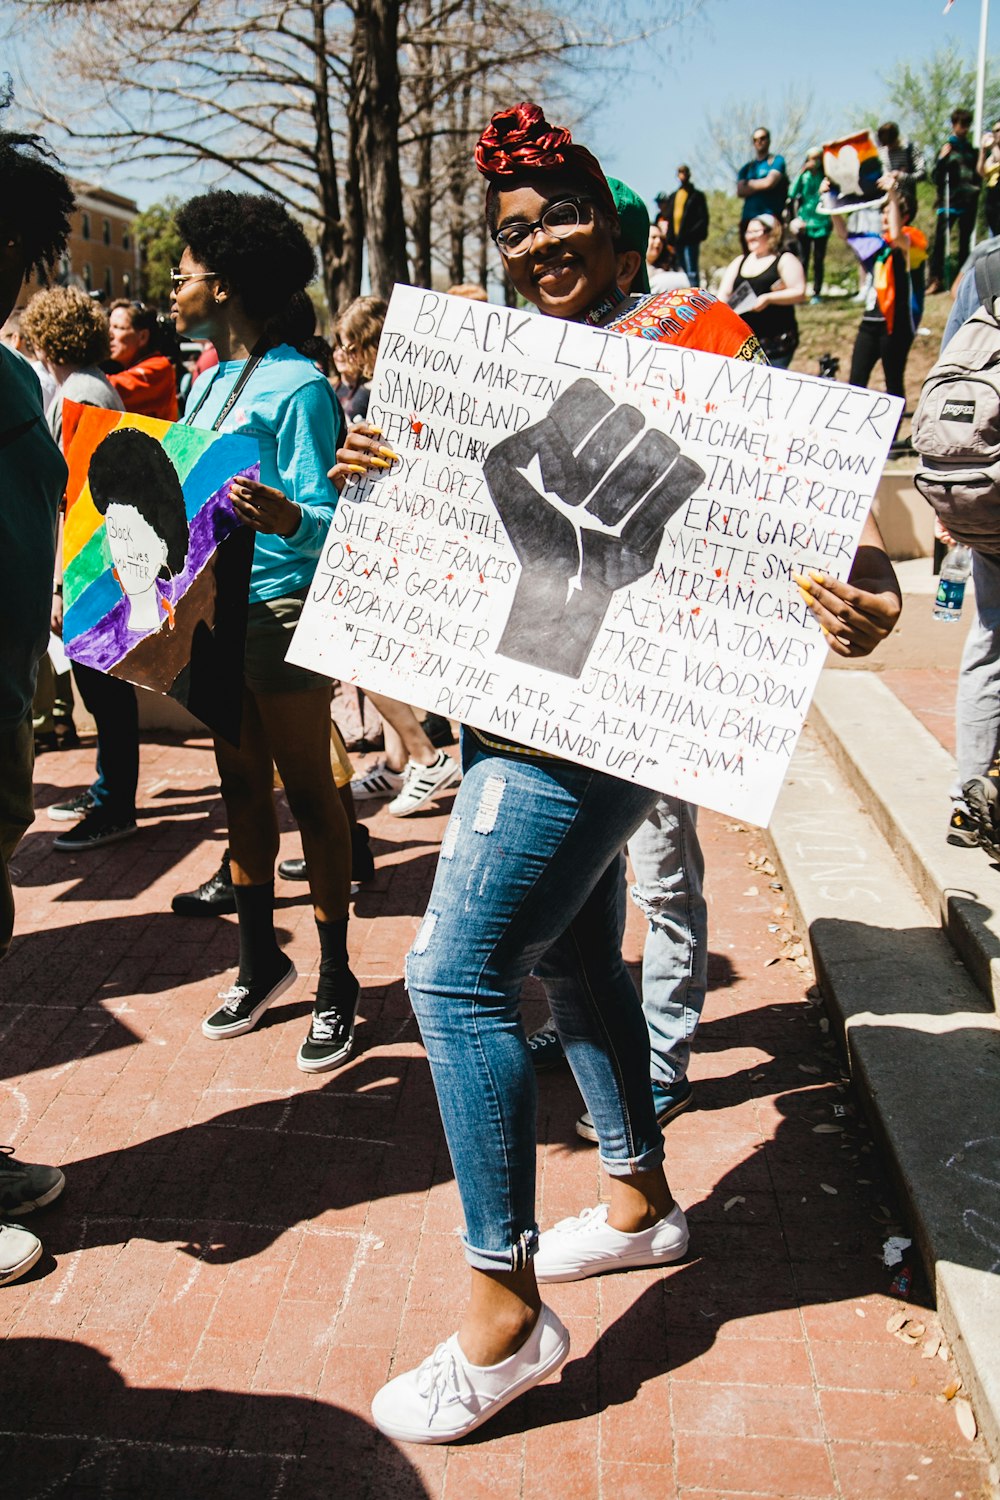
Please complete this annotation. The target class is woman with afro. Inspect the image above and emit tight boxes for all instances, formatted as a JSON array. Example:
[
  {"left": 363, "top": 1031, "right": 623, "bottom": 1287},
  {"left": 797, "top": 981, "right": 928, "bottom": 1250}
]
[{"left": 171, "top": 190, "right": 358, "bottom": 1074}]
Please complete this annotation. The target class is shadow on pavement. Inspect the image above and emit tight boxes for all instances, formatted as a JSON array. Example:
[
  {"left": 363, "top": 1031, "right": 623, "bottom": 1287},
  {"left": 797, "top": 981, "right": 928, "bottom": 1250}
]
[{"left": 0, "top": 1336, "right": 430, "bottom": 1500}]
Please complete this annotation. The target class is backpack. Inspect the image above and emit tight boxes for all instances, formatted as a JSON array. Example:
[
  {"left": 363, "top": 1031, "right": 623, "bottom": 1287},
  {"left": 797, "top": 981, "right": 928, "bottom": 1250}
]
[{"left": 912, "top": 249, "right": 1000, "bottom": 554}]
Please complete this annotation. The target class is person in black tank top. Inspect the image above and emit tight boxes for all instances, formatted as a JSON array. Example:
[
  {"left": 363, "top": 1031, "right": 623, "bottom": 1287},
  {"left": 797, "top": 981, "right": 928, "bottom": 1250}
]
[{"left": 719, "top": 212, "right": 806, "bottom": 367}]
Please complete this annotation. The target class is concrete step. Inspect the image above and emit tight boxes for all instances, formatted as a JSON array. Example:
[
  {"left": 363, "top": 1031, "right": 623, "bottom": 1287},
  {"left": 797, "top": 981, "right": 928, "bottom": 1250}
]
[
  {"left": 769, "top": 724, "right": 1000, "bottom": 1464},
  {"left": 811, "top": 671, "right": 1000, "bottom": 1012}
]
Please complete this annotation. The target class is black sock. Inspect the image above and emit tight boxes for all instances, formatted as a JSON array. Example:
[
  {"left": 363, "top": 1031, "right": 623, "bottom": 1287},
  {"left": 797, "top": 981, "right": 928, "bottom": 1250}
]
[
  {"left": 315, "top": 916, "right": 358, "bottom": 1014},
  {"left": 233, "top": 881, "right": 285, "bottom": 988}
]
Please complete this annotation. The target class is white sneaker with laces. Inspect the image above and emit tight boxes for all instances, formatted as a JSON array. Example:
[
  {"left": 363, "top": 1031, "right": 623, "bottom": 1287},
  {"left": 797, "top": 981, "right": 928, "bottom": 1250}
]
[
  {"left": 0, "top": 1222, "right": 42, "bottom": 1286},
  {"left": 533, "top": 1201, "right": 688, "bottom": 1283},
  {"left": 370, "top": 1303, "right": 569, "bottom": 1443},
  {"left": 351, "top": 762, "right": 405, "bottom": 802},
  {"left": 386, "top": 751, "right": 461, "bottom": 817}
]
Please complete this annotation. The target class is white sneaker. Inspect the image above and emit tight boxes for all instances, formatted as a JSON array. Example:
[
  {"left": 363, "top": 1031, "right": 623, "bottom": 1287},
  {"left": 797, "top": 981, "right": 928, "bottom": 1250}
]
[
  {"left": 386, "top": 751, "right": 461, "bottom": 817},
  {"left": 533, "top": 1202, "right": 688, "bottom": 1283},
  {"left": 371, "top": 1303, "right": 569, "bottom": 1444},
  {"left": 351, "top": 762, "right": 405, "bottom": 802},
  {"left": 0, "top": 1222, "right": 42, "bottom": 1286}
]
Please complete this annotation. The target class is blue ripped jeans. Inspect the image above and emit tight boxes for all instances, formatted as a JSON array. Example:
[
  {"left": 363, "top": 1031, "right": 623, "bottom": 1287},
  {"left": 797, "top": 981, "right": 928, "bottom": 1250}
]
[
  {"left": 405, "top": 733, "right": 664, "bottom": 1272},
  {"left": 628, "top": 796, "right": 707, "bottom": 1088}
]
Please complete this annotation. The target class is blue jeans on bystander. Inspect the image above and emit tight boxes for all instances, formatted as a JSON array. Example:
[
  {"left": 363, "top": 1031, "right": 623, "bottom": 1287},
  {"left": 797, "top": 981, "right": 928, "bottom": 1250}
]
[{"left": 405, "top": 732, "right": 663, "bottom": 1272}]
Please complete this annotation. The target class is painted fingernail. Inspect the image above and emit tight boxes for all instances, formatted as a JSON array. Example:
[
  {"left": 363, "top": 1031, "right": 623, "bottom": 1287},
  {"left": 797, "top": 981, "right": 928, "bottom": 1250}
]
[
  {"left": 366, "top": 427, "right": 383, "bottom": 436},
  {"left": 808, "top": 569, "right": 826, "bottom": 584},
  {"left": 367, "top": 458, "right": 391, "bottom": 469},
  {"left": 377, "top": 447, "right": 401, "bottom": 460},
  {"left": 796, "top": 584, "right": 815, "bottom": 608},
  {"left": 345, "top": 464, "right": 366, "bottom": 474},
  {"left": 791, "top": 570, "right": 811, "bottom": 590}
]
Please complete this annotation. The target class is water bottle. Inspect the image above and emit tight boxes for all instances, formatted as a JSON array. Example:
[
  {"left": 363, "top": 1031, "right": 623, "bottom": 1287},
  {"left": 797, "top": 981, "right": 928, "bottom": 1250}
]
[{"left": 933, "top": 545, "right": 973, "bottom": 621}]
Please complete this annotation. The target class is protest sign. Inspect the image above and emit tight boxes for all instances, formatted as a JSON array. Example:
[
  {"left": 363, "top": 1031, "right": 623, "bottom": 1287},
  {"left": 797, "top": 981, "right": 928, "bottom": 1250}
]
[
  {"left": 818, "top": 130, "right": 884, "bottom": 215},
  {"left": 63, "top": 406, "right": 257, "bottom": 744},
  {"left": 288, "top": 287, "right": 901, "bottom": 824}
]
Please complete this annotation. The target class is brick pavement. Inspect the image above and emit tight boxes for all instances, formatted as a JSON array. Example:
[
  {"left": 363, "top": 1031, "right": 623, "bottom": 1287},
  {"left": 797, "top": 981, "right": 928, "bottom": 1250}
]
[{"left": 1, "top": 729, "right": 994, "bottom": 1498}]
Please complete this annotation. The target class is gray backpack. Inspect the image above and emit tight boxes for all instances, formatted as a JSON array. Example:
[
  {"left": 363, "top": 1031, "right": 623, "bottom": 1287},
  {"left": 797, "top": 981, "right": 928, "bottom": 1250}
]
[{"left": 912, "top": 251, "right": 1000, "bottom": 554}]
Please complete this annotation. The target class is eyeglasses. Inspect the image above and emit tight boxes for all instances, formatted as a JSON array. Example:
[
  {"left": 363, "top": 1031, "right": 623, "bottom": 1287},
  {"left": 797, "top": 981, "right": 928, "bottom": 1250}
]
[
  {"left": 170, "top": 269, "right": 217, "bottom": 289},
  {"left": 334, "top": 340, "right": 358, "bottom": 355},
  {"left": 494, "top": 197, "right": 596, "bottom": 256}
]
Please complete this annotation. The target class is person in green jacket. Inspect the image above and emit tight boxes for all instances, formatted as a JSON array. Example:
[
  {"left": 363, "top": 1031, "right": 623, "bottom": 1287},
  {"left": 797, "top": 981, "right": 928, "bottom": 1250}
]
[
  {"left": 789, "top": 147, "right": 832, "bottom": 303},
  {"left": 0, "top": 83, "right": 74, "bottom": 1285}
]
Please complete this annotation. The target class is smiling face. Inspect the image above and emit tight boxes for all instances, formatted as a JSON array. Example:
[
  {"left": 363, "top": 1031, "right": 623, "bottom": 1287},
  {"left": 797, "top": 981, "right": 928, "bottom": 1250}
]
[
  {"left": 744, "top": 218, "right": 776, "bottom": 255},
  {"left": 646, "top": 225, "right": 664, "bottom": 265},
  {"left": 495, "top": 177, "right": 619, "bottom": 321}
]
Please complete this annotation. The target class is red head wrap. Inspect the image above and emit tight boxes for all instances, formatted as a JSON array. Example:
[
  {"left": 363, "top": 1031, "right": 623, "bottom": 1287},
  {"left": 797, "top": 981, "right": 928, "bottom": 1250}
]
[{"left": 474, "top": 102, "right": 616, "bottom": 220}]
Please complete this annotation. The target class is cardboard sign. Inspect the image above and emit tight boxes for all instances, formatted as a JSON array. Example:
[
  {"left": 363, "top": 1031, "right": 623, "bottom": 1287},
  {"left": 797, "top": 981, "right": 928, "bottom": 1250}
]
[
  {"left": 63, "top": 406, "right": 257, "bottom": 744},
  {"left": 288, "top": 287, "right": 901, "bottom": 824}
]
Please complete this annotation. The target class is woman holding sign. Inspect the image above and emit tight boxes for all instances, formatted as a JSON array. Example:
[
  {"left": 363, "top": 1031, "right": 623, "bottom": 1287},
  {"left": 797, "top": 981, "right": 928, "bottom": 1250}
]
[
  {"left": 338, "top": 105, "right": 902, "bottom": 1444},
  {"left": 170, "top": 191, "right": 360, "bottom": 1075}
]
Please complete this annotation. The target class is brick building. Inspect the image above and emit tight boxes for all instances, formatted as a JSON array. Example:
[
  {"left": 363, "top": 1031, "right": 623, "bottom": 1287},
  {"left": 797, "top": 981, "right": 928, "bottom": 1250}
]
[{"left": 27, "top": 181, "right": 141, "bottom": 301}]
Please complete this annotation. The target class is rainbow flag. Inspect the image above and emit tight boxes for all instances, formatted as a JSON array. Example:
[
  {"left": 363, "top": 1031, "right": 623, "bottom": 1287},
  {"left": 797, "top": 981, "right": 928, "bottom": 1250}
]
[
  {"left": 819, "top": 131, "right": 883, "bottom": 214},
  {"left": 63, "top": 405, "right": 258, "bottom": 743}
]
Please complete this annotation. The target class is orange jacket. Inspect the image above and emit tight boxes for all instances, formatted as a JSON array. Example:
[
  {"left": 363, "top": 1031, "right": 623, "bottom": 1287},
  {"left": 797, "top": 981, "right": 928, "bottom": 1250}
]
[{"left": 109, "top": 353, "right": 178, "bottom": 421}]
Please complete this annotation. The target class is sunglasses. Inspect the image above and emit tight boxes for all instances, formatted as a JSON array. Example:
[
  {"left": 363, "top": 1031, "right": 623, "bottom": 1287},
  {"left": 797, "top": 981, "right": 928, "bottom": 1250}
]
[{"left": 170, "top": 269, "right": 217, "bottom": 289}]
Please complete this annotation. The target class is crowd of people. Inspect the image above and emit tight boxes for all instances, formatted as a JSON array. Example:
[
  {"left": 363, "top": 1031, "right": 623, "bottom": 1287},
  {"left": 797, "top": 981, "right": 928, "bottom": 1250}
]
[{"left": 20, "top": 78, "right": 996, "bottom": 1450}]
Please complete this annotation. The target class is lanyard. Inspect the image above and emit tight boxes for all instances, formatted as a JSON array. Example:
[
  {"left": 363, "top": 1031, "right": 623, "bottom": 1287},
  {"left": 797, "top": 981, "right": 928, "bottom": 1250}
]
[
  {"left": 582, "top": 284, "right": 629, "bottom": 327},
  {"left": 184, "top": 340, "right": 268, "bottom": 432}
]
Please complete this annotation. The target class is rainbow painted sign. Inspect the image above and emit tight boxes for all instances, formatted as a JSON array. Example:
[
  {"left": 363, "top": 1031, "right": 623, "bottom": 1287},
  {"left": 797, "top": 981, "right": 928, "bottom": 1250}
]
[
  {"left": 62, "top": 406, "right": 257, "bottom": 743},
  {"left": 819, "top": 130, "right": 883, "bottom": 215}
]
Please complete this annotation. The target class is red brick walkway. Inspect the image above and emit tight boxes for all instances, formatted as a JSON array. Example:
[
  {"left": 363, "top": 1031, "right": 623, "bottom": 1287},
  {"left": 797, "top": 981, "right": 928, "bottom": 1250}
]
[{"left": 1, "top": 732, "right": 993, "bottom": 1498}]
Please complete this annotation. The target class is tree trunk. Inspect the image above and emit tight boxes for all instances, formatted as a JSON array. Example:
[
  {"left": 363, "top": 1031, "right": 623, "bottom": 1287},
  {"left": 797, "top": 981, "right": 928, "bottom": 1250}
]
[
  {"left": 351, "top": 0, "right": 410, "bottom": 297},
  {"left": 446, "top": 60, "right": 472, "bottom": 285},
  {"left": 342, "top": 106, "right": 364, "bottom": 309},
  {"left": 408, "top": 0, "right": 433, "bottom": 288},
  {"left": 310, "top": 0, "right": 352, "bottom": 314}
]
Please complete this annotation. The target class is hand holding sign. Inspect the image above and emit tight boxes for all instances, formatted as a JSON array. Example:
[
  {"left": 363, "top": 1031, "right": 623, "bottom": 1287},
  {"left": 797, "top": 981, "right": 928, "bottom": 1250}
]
[{"left": 485, "top": 377, "right": 704, "bottom": 677}]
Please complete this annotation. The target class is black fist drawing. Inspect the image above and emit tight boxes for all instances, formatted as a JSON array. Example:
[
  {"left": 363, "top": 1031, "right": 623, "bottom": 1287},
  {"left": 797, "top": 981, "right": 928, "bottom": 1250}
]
[{"left": 484, "top": 377, "right": 705, "bottom": 678}]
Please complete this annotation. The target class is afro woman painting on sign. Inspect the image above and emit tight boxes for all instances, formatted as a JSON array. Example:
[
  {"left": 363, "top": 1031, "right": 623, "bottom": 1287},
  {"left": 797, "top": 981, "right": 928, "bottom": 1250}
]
[{"left": 88, "top": 427, "right": 190, "bottom": 634}]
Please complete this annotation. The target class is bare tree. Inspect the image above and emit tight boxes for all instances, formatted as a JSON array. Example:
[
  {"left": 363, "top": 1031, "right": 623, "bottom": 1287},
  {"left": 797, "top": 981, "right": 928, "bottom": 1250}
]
[
  {"left": 6, "top": 0, "right": 368, "bottom": 308},
  {"left": 6, "top": 0, "right": 706, "bottom": 307},
  {"left": 700, "top": 89, "right": 820, "bottom": 190}
]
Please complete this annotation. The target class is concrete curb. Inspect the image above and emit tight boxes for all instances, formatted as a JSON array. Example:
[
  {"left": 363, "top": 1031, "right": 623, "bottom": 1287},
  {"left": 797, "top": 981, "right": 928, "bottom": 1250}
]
[
  {"left": 810, "top": 673, "right": 1000, "bottom": 1011},
  {"left": 769, "top": 724, "right": 1000, "bottom": 1463}
]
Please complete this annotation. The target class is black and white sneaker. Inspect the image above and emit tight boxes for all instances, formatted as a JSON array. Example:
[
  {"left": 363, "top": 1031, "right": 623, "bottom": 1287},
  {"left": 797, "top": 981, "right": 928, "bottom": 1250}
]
[
  {"left": 527, "top": 1023, "right": 566, "bottom": 1072},
  {"left": 171, "top": 851, "right": 237, "bottom": 917},
  {"left": 47, "top": 790, "right": 97, "bottom": 823},
  {"left": 296, "top": 979, "right": 361, "bottom": 1073},
  {"left": 386, "top": 751, "right": 461, "bottom": 817},
  {"left": 52, "top": 811, "right": 137, "bottom": 851},
  {"left": 201, "top": 960, "right": 297, "bottom": 1039}
]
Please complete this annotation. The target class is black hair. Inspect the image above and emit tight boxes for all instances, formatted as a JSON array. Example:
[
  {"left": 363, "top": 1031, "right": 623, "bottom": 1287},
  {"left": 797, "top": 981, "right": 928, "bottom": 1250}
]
[
  {"left": 952, "top": 108, "right": 973, "bottom": 128},
  {"left": 89, "top": 428, "right": 190, "bottom": 578},
  {"left": 264, "top": 287, "right": 317, "bottom": 350},
  {"left": 0, "top": 77, "right": 75, "bottom": 281},
  {"left": 174, "top": 191, "right": 316, "bottom": 321}
]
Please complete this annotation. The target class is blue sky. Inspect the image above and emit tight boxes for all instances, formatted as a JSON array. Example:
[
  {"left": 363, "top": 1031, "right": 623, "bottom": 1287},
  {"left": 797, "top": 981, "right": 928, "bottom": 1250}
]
[
  {"left": 1, "top": 0, "right": 990, "bottom": 212},
  {"left": 589, "top": 0, "right": 987, "bottom": 199}
]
